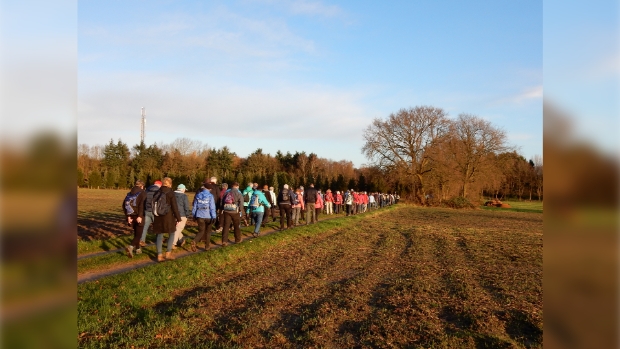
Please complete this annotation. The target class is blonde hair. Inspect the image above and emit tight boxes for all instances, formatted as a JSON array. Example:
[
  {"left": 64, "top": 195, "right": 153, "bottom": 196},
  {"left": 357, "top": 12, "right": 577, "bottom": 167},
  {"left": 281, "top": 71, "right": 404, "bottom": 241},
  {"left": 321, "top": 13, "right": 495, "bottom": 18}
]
[{"left": 162, "top": 177, "right": 173, "bottom": 188}]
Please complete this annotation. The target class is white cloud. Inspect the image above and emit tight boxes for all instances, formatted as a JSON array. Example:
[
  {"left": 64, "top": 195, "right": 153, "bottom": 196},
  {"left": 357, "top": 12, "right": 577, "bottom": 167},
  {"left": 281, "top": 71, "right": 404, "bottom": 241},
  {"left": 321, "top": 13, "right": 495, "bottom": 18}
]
[{"left": 513, "top": 85, "right": 543, "bottom": 102}]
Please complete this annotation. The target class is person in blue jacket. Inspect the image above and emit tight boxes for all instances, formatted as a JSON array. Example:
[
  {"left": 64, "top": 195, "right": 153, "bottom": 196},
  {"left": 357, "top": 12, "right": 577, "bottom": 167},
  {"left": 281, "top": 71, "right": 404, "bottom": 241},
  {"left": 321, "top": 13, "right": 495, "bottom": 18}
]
[
  {"left": 190, "top": 184, "right": 217, "bottom": 251},
  {"left": 246, "top": 187, "right": 271, "bottom": 237}
]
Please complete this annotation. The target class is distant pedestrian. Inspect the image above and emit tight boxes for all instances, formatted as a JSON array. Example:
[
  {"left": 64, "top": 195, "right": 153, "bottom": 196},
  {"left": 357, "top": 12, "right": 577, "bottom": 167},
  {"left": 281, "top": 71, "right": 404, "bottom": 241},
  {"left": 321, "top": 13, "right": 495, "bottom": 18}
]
[
  {"left": 334, "top": 191, "right": 343, "bottom": 214},
  {"left": 277, "top": 184, "right": 294, "bottom": 230},
  {"left": 247, "top": 186, "right": 271, "bottom": 237},
  {"left": 324, "top": 189, "right": 334, "bottom": 215},
  {"left": 269, "top": 186, "right": 278, "bottom": 222},
  {"left": 221, "top": 182, "right": 244, "bottom": 245},
  {"left": 172, "top": 184, "right": 191, "bottom": 248},
  {"left": 190, "top": 184, "right": 217, "bottom": 251},
  {"left": 123, "top": 180, "right": 147, "bottom": 258},
  {"left": 241, "top": 182, "right": 254, "bottom": 226},
  {"left": 152, "top": 177, "right": 182, "bottom": 262},
  {"left": 292, "top": 187, "right": 304, "bottom": 226},
  {"left": 140, "top": 180, "right": 162, "bottom": 246},
  {"left": 304, "top": 184, "right": 318, "bottom": 224},
  {"left": 261, "top": 185, "right": 274, "bottom": 227},
  {"left": 315, "top": 189, "right": 324, "bottom": 221}
]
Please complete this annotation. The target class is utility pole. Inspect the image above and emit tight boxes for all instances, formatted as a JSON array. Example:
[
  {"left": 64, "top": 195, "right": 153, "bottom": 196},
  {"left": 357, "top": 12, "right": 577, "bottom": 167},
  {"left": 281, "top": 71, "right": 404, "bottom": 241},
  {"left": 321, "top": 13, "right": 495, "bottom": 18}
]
[{"left": 140, "top": 107, "right": 146, "bottom": 143}]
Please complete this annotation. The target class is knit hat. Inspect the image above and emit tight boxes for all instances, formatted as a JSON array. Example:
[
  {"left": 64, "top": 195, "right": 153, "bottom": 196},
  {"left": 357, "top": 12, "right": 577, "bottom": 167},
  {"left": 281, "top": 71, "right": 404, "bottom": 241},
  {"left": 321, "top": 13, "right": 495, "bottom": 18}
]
[
  {"left": 154, "top": 180, "right": 162, "bottom": 186},
  {"left": 283, "top": 184, "right": 289, "bottom": 189}
]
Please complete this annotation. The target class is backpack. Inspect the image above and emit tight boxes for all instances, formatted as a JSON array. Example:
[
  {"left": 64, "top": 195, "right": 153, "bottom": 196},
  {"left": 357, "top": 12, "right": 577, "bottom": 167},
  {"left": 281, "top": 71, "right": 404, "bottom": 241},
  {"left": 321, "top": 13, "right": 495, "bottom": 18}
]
[
  {"left": 223, "top": 190, "right": 238, "bottom": 211},
  {"left": 249, "top": 193, "right": 262, "bottom": 209},
  {"left": 124, "top": 191, "right": 140, "bottom": 215},
  {"left": 281, "top": 189, "right": 290, "bottom": 202},
  {"left": 152, "top": 191, "right": 170, "bottom": 216},
  {"left": 244, "top": 189, "right": 251, "bottom": 203},
  {"left": 345, "top": 194, "right": 353, "bottom": 205},
  {"left": 291, "top": 192, "right": 300, "bottom": 205}
]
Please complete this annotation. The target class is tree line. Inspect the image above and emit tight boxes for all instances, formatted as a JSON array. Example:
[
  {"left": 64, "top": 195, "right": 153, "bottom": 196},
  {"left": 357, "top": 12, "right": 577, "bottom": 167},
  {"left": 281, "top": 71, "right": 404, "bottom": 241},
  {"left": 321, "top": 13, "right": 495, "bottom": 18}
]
[{"left": 78, "top": 105, "right": 542, "bottom": 203}]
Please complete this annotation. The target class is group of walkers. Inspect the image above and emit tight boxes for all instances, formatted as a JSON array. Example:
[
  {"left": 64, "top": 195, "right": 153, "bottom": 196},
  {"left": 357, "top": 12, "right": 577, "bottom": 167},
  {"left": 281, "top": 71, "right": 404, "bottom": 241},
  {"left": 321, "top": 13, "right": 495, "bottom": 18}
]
[{"left": 122, "top": 177, "right": 399, "bottom": 262}]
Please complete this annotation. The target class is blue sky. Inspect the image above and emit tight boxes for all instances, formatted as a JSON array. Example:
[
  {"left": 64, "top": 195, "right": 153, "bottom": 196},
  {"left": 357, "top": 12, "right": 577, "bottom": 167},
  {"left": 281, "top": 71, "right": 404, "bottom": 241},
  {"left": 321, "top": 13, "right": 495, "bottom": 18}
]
[{"left": 78, "top": 0, "right": 542, "bottom": 166}]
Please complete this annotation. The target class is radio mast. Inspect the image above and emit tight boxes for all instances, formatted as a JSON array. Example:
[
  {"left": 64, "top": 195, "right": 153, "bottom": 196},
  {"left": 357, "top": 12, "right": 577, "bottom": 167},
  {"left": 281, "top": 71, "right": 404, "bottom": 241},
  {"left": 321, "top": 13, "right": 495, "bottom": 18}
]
[{"left": 140, "top": 107, "right": 146, "bottom": 143}]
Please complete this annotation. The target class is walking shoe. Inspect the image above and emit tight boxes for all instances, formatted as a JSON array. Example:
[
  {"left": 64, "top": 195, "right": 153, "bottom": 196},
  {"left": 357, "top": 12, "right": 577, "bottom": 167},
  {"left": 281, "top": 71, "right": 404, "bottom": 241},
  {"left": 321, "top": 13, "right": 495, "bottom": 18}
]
[
  {"left": 157, "top": 254, "right": 165, "bottom": 262},
  {"left": 190, "top": 241, "right": 197, "bottom": 252},
  {"left": 139, "top": 241, "right": 146, "bottom": 247},
  {"left": 172, "top": 245, "right": 177, "bottom": 250},
  {"left": 125, "top": 245, "right": 134, "bottom": 258},
  {"left": 135, "top": 248, "right": 142, "bottom": 255},
  {"left": 221, "top": 242, "right": 228, "bottom": 247},
  {"left": 179, "top": 237, "right": 186, "bottom": 247},
  {"left": 165, "top": 252, "right": 175, "bottom": 260}
]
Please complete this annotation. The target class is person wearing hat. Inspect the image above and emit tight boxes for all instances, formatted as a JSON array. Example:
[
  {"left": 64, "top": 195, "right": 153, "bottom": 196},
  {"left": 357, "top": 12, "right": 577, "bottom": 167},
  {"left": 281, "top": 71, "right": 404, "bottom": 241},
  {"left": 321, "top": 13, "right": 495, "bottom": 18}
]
[
  {"left": 172, "top": 183, "right": 191, "bottom": 248},
  {"left": 139, "top": 180, "right": 162, "bottom": 249},
  {"left": 334, "top": 190, "right": 343, "bottom": 214}
]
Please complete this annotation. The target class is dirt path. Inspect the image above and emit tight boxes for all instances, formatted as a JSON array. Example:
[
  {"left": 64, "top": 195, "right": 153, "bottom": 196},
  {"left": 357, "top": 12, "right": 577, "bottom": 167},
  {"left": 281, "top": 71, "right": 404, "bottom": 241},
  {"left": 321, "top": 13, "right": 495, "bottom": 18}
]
[{"left": 78, "top": 212, "right": 356, "bottom": 283}]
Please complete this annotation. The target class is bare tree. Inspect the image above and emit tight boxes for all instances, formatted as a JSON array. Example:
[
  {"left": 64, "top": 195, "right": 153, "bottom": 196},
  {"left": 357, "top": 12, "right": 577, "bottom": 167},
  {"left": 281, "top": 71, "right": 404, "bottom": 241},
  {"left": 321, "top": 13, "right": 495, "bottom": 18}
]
[
  {"left": 445, "top": 114, "right": 508, "bottom": 198},
  {"left": 362, "top": 106, "right": 450, "bottom": 203}
]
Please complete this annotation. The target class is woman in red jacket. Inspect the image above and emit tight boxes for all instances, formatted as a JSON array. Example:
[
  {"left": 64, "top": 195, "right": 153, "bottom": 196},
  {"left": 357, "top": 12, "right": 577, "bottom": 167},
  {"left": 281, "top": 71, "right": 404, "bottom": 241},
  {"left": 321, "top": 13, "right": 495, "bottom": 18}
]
[
  {"left": 334, "top": 191, "right": 343, "bottom": 214},
  {"left": 324, "top": 189, "right": 334, "bottom": 215}
]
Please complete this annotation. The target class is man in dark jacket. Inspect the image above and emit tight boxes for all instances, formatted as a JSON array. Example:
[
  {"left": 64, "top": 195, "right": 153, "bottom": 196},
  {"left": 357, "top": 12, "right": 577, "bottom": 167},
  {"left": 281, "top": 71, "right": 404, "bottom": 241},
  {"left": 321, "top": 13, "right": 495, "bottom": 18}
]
[
  {"left": 277, "top": 184, "right": 294, "bottom": 230},
  {"left": 140, "top": 180, "right": 162, "bottom": 246},
  {"left": 303, "top": 183, "right": 318, "bottom": 224},
  {"left": 261, "top": 184, "right": 273, "bottom": 227},
  {"left": 221, "top": 182, "right": 245, "bottom": 245},
  {"left": 152, "top": 177, "right": 182, "bottom": 262},
  {"left": 124, "top": 180, "right": 147, "bottom": 258}
]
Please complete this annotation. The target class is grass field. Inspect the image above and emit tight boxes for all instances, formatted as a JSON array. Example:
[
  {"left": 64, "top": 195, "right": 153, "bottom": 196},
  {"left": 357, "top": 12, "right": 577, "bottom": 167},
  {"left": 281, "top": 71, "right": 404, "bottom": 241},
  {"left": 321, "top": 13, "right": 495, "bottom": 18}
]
[
  {"left": 77, "top": 189, "right": 542, "bottom": 348},
  {"left": 480, "top": 200, "right": 543, "bottom": 214}
]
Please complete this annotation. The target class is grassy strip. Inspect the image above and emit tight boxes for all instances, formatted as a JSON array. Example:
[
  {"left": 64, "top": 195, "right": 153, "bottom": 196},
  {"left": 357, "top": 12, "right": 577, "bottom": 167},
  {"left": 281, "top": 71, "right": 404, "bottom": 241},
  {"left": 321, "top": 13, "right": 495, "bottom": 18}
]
[
  {"left": 480, "top": 200, "right": 543, "bottom": 214},
  {"left": 77, "top": 219, "right": 286, "bottom": 274}
]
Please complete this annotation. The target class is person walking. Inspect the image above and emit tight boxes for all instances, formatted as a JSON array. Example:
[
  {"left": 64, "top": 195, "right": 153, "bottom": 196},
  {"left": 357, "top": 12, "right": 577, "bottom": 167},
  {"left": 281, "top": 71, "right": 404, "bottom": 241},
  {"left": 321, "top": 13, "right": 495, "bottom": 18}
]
[
  {"left": 123, "top": 180, "right": 147, "bottom": 258},
  {"left": 152, "top": 177, "right": 182, "bottom": 262},
  {"left": 190, "top": 183, "right": 217, "bottom": 251},
  {"left": 221, "top": 182, "right": 244, "bottom": 245},
  {"left": 334, "top": 190, "right": 342, "bottom": 214},
  {"left": 324, "top": 189, "right": 334, "bottom": 215},
  {"left": 303, "top": 183, "right": 318, "bottom": 224},
  {"left": 368, "top": 192, "right": 376, "bottom": 211},
  {"left": 247, "top": 186, "right": 271, "bottom": 237},
  {"left": 261, "top": 184, "right": 274, "bottom": 227},
  {"left": 203, "top": 177, "right": 221, "bottom": 231},
  {"left": 139, "top": 180, "right": 161, "bottom": 246},
  {"left": 241, "top": 182, "right": 253, "bottom": 226},
  {"left": 269, "top": 186, "right": 277, "bottom": 222},
  {"left": 172, "top": 184, "right": 191, "bottom": 248},
  {"left": 292, "top": 187, "right": 304, "bottom": 226},
  {"left": 315, "top": 190, "right": 324, "bottom": 221},
  {"left": 277, "top": 184, "right": 294, "bottom": 230},
  {"left": 345, "top": 190, "right": 353, "bottom": 216}
]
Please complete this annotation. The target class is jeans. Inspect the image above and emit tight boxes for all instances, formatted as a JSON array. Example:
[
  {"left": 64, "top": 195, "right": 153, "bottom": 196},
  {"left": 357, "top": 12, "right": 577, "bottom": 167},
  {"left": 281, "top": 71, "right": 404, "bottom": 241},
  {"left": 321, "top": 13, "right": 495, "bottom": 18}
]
[
  {"left": 292, "top": 207, "right": 301, "bottom": 225},
  {"left": 305, "top": 203, "right": 316, "bottom": 223},
  {"left": 141, "top": 211, "right": 155, "bottom": 242},
  {"left": 156, "top": 232, "right": 175, "bottom": 254},
  {"left": 251, "top": 211, "right": 264, "bottom": 234}
]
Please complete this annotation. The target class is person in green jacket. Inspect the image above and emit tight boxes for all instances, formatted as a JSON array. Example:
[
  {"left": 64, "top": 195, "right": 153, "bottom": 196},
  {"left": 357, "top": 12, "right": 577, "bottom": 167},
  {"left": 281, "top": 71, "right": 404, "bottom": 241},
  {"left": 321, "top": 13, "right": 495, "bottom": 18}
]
[{"left": 246, "top": 187, "right": 271, "bottom": 237}]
